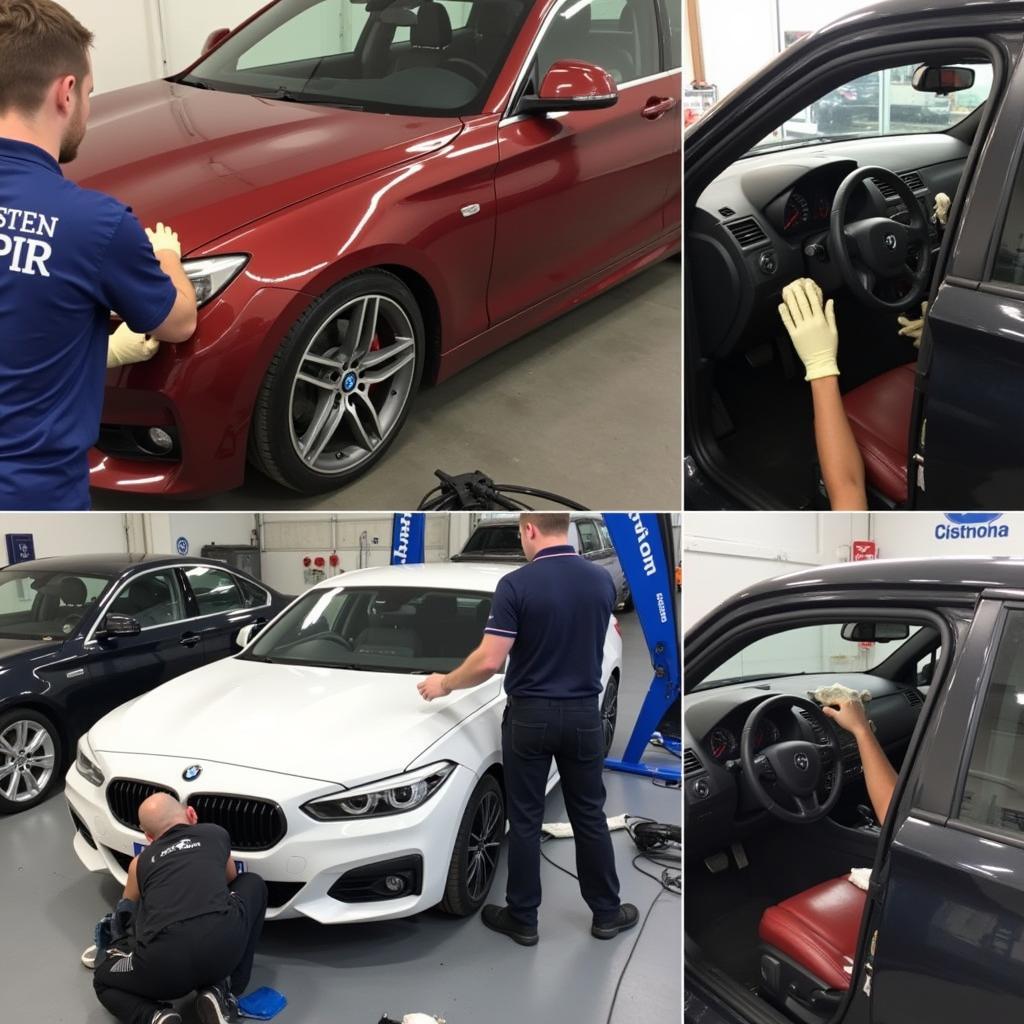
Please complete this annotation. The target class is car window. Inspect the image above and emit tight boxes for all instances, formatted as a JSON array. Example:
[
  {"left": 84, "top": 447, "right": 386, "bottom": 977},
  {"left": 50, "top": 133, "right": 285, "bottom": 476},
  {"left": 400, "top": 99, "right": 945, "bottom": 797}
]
[
  {"left": 108, "top": 570, "right": 187, "bottom": 629},
  {"left": 394, "top": 0, "right": 473, "bottom": 43},
  {"left": 701, "top": 621, "right": 922, "bottom": 688},
  {"left": 184, "top": 566, "right": 247, "bottom": 616},
  {"left": 460, "top": 525, "right": 523, "bottom": 556},
  {"left": 0, "top": 569, "right": 111, "bottom": 640},
  {"left": 750, "top": 61, "right": 993, "bottom": 155},
  {"left": 597, "top": 519, "right": 613, "bottom": 550},
  {"left": 237, "top": 0, "right": 357, "bottom": 70},
  {"left": 663, "top": 0, "right": 680, "bottom": 69},
  {"left": 958, "top": 610, "right": 1024, "bottom": 836},
  {"left": 236, "top": 576, "right": 271, "bottom": 609},
  {"left": 535, "top": 0, "right": 661, "bottom": 86},
  {"left": 576, "top": 519, "right": 603, "bottom": 555}
]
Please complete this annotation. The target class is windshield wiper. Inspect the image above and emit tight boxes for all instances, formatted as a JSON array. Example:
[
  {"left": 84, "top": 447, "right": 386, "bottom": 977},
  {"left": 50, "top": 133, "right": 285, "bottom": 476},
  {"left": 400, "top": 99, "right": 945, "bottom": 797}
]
[
  {"left": 176, "top": 75, "right": 215, "bottom": 91},
  {"left": 264, "top": 87, "right": 363, "bottom": 111}
]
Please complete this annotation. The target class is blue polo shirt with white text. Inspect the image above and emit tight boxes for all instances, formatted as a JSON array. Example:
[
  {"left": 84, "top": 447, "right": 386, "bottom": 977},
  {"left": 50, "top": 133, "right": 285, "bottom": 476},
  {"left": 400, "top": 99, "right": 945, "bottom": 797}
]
[
  {"left": 0, "top": 138, "right": 178, "bottom": 510},
  {"left": 485, "top": 544, "right": 617, "bottom": 698}
]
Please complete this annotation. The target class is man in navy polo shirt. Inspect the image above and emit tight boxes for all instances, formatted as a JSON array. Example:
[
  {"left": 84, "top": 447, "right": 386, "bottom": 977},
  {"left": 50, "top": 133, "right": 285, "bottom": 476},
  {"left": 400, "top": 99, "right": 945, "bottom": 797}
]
[
  {"left": 418, "top": 513, "right": 638, "bottom": 945},
  {"left": 0, "top": 0, "right": 198, "bottom": 510}
]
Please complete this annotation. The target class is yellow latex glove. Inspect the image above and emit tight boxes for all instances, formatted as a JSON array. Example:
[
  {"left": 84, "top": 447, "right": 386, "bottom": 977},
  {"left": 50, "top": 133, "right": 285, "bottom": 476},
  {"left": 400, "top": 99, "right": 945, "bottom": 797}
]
[
  {"left": 778, "top": 278, "right": 838, "bottom": 380},
  {"left": 933, "top": 193, "right": 950, "bottom": 227},
  {"left": 107, "top": 322, "right": 159, "bottom": 368},
  {"left": 145, "top": 221, "right": 181, "bottom": 257},
  {"left": 897, "top": 300, "right": 928, "bottom": 347}
]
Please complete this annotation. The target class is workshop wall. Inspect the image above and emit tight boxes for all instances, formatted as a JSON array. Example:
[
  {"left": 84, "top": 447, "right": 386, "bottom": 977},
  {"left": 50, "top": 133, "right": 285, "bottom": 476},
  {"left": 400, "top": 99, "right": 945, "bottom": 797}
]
[
  {"left": 870, "top": 512, "right": 1024, "bottom": 559},
  {"left": 0, "top": 513, "right": 128, "bottom": 559}
]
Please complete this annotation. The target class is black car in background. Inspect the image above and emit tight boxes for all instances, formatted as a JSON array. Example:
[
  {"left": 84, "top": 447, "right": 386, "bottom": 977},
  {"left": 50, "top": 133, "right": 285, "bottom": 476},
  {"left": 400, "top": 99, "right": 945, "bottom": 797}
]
[
  {"left": 0, "top": 554, "right": 289, "bottom": 813},
  {"left": 684, "top": 556, "right": 1024, "bottom": 1024},
  {"left": 452, "top": 513, "right": 632, "bottom": 610}
]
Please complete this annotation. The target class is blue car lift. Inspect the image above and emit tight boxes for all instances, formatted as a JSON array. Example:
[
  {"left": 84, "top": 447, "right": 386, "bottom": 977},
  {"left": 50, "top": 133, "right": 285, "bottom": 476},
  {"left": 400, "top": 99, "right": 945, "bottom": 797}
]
[{"left": 603, "top": 513, "right": 681, "bottom": 784}]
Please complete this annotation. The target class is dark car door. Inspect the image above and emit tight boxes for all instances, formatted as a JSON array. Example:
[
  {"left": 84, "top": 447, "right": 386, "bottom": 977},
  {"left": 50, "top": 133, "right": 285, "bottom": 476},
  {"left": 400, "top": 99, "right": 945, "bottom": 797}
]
[
  {"left": 79, "top": 566, "right": 207, "bottom": 721},
  {"left": 866, "top": 595, "right": 1024, "bottom": 1021},
  {"left": 489, "top": 0, "right": 678, "bottom": 322},
  {"left": 910, "top": 41, "right": 1024, "bottom": 507},
  {"left": 179, "top": 564, "right": 274, "bottom": 664}
]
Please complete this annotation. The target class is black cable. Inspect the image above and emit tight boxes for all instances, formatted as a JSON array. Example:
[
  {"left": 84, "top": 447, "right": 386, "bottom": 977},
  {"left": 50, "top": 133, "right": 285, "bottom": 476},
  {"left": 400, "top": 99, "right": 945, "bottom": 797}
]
[
  {"left": 539, "top": 835, "right": 580, "bottom": 881},
  {"left": 417, "top": 470, "right": 588, "bottom": 511},
  {"left": 604, "top": 888, "right": 667, "bottom": 1024}
]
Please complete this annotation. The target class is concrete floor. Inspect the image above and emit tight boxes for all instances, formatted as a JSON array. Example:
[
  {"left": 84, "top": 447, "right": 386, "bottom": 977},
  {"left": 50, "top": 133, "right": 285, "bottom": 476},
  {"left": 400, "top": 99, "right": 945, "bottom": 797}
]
[
  {"left": 0, "top": 615, "right": 680, "bottom": 1024},
  {"left": 92, "top": 261, "right": 681, "bottom": 513}
]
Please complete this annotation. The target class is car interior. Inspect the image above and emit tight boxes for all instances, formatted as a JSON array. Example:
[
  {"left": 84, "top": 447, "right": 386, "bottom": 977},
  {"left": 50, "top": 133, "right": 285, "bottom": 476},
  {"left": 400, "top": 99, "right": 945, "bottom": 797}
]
[
  {"left": 684, "top": 620, "right": 943, "bottom": 1023},
  {"left": 108, "top": 571, "right": 186, "bottom": 628},
  {"left": 185, "top": 0, "right": 655, "bottom": 115},
  {"left": 0, "top": 571, "right": 110, "bottom": 639},
  {"left": 687, "top": 53, "right": 995, "bottom": 509}
]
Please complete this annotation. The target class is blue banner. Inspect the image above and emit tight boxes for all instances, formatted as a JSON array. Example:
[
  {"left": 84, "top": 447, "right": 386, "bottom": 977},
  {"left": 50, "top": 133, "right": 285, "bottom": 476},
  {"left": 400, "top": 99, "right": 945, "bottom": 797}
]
[{"left": 391, "top": 513, "right": 426, "bottom": 565}]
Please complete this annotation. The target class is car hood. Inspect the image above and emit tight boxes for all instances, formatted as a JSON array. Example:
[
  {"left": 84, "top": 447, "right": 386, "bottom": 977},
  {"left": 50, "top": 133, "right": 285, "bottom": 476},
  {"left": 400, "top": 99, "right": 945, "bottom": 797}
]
[
  {"left": 89, "top": 655, "right": 500, "bottom": 786},
  {"left": 67, "top": 80, "right": 464, "bottom": 253},
  {"left": 0, "top": 635, "right": 63, "bottom": 663}
]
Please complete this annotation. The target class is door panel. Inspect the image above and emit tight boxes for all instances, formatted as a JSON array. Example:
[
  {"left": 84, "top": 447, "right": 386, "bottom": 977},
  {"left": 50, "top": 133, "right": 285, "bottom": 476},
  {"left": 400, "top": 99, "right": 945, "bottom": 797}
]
[{"left": 180, "top": 566, "right": 271, "bottom": 665}]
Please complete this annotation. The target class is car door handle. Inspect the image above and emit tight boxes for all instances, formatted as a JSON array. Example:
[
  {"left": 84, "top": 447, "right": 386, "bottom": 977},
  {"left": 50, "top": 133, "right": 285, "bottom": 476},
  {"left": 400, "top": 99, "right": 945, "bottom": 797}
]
[
  {"left": 179, "top": 633, "right": 201, "bottom": 649},
  {"left": 642, "top": 96, "right": 677, "bottom": 120}
]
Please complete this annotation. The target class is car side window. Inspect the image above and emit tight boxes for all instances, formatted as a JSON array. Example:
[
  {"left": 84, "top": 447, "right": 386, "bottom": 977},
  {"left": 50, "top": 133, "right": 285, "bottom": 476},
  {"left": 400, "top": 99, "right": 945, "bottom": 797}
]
[
  {"left": 992, "top": 177, "right": 1024, "bottom": 286},
  {"left": 108, "top": 570, "right": 187, "bottom": 629},
  {"left": 663, "top": 0, "right": 680, "bottom": 69},
  {"left": 576, "top": 519, "right": 603, "bottom": 555},
  {"left": 185, "top": 566, "right": 247, "bottom": 616},
  {"left": 236, "top": 576, "right": 271, "bottom": 609},
  {"left": 535, "top": 0, "right": 660, "bottom": 86},
  {"left": 958, "top": 609, "right": 1024, "bottom": 835},
  {"left": 597, "top": 519, "right": 614, "bottom": 552}
]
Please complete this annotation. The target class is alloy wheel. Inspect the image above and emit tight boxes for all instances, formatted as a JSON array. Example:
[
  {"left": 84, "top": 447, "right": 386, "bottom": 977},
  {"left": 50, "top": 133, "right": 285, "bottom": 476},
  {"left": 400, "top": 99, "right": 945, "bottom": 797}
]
[
  {"left": 602, "top": 679, "right": 619, "bottom": 754},
  {"left": 466, "top": 790, "right": 504, "bottom": 902},
  {"left": 288, "top": 294, "right": 418, "bottom": 475},
  {"left": 0, "top": 719, "right": 56, "bottom": 803}
]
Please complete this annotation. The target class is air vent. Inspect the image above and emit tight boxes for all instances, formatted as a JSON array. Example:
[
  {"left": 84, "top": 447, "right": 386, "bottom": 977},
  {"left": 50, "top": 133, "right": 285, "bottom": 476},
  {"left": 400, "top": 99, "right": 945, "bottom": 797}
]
[
  {"left": 870, "top": 176, "right": 898, "bottom": 200},
  {"left": 796, "top": 708, "right": 828, "bottom": 742},
  {"left": 899, "top": 171, "right": 925, "bottom": 191},
  {"left": 683, "top": 748, "right": 704, "bottom": 775},
  {"left": 718, "top": 206, "right": 736, "bottom": 217},
  {"left": 725, "top": 216, "right": 768, "bottom": 249},
  {"left": 904, "top": 689, "right": 924, "bottom": 707}
]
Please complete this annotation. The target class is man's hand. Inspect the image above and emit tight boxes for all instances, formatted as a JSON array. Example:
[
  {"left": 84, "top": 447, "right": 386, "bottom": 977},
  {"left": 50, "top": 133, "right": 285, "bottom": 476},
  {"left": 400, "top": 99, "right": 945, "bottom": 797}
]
[
  {"left": 821, "top": 697, "right": 871, "bottom": 737},
  {"left": 897, "top": 300, "right": 928, "bottom": 347},
  {"left": 417, "top": 673, "right": 450, "bottom": 702},
  {"left": 146, "top": 221, "right": 182, "bottom": 258},
  {"left": 933, "top": 192, "right": 951, "bottom": 227},
  {"left": 778, "top": 278, "right": 839, "bottom": 380},
  {"left": 107, "top": 322, "right": 159, "bottom": 369}
]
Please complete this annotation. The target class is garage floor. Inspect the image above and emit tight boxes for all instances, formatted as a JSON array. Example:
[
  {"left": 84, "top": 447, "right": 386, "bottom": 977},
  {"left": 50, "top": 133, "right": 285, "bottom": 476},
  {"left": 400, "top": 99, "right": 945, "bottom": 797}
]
[
  {"left": 92, "top": 261, "right": 681, "bottom": 513},
  {"left": 0, "top": 616, "right": 680, "bottom": 1024}
]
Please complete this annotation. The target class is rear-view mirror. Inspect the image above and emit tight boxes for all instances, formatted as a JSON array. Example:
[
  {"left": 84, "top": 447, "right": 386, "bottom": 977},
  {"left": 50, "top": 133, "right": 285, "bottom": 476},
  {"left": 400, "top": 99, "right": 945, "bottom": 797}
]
[
  {"left": 97, "top": 614, "right": 142, "bottom": 639},
  {"left": 841, "top": 621, "right": 911, "bottom": 643},
  {"left": 201, "top": 28, "right": 231, "bottom": 55},
  {"left": 912, "top": 64, "right": 975, "bottom": 96},
  {"left": 235, "top": 623, "right": 262, "bottom": 649},
  {"left": 379, "top": 7, "right": 417, "bottom": 25},
  {"left": 517, "top": 60, "right": 618, "bottom": 116}
]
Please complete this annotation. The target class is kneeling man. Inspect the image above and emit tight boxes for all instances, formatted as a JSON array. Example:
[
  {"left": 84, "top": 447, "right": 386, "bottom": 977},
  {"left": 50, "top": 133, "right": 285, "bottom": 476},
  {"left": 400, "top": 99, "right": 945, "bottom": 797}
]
[{"left": 94, "top": 793, "right": 267, "bottom": 1024}]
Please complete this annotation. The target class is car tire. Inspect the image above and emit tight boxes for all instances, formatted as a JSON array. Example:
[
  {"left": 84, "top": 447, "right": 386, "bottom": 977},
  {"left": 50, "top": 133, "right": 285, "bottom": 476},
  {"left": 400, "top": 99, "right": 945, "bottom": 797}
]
[
  {"left": 249, "top": 270, "right": 426, "bottom": 494},
  {"left": 601, "top": 675, "right": 619, "bottom": 756},
  {"left": 617, "top": 587, "right": 634, "bottom": 613},
  {"left": 440, "top": 773, "right": 505, "bottom": 916},
  {"left": 0, "top": 709, "right": 62, "bottom": 814}
]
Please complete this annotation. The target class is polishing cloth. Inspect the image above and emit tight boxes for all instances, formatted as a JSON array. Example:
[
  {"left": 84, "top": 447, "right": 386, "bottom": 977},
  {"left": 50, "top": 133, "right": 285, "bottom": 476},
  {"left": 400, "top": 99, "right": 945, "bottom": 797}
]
[
  {"left": 849, "top": 868, "right": 872, "bottom": 891},
  {"left": 808, "top": 683, "right": 872, "bottom": 706},
  {"left": 238, "top": 988, "right": 287, "bottom": 1020}
]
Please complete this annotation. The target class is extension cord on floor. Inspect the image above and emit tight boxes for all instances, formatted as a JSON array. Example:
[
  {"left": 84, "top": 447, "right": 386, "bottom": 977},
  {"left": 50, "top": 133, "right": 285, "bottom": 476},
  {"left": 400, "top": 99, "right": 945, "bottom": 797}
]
[{"left": 542, "top": 814, "right": 628, "bottom": 839}]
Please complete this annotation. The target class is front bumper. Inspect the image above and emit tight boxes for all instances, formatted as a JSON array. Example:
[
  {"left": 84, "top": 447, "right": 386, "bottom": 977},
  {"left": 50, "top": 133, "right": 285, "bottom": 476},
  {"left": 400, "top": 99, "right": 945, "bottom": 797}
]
[
  {"left": 65, "top": 753, "right": 477, "bottom": 924},
  {"left": 88, "top": 286, "right": 313, "bottom": 497}
]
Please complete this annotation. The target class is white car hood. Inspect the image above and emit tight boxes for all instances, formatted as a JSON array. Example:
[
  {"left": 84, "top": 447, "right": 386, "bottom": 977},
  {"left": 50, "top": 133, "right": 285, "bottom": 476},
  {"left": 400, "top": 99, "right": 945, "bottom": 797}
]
[{"left": 89, "top": 656, "right": 500, "bottom": 787}]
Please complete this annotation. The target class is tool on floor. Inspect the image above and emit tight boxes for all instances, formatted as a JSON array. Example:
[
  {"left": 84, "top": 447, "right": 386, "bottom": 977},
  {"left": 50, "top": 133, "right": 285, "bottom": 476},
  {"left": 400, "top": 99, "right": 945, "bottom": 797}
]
[
  {"left": 237, "top": 987, "right": 287, "bottom": 1020},
  {"left": 603, "top": 514, "right": 681, "bottom": 783},
  {"left": 542, "top": 813, "right": 629, "bottom": 839},
  {"left": 418, "top": 470, "right": 586, "bottom": 511}
]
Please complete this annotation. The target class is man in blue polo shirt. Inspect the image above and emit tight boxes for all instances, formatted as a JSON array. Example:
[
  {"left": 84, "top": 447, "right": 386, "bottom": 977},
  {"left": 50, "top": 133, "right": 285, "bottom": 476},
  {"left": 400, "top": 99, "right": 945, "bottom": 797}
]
[
  {"left": 0, "top": 0, "right": 198, "bottom": 510},
  {"left": 418, "top": 513, "right": 638, "bottom": 945}
]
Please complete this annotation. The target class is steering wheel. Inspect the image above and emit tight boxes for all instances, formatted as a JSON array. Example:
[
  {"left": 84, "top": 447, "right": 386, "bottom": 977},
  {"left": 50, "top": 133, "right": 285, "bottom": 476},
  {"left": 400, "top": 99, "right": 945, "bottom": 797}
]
[
  {"left": 441, "top": 57, "right": 488, "bottom": 87},
  {"left": 740, "top": 694, "right": 843, "bottom": 825},
  {"left": 829, "top": 166, "right": 931, "bottom": 313}
]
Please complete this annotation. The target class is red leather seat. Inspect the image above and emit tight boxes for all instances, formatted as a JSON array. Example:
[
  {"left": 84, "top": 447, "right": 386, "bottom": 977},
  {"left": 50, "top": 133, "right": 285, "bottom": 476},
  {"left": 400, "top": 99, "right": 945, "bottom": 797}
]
[
  {"left": 842, "top": 363, "right": 916, "bottom": 505},
  {"left": 758, "top": 877, "right": 867, "bottom": 991}
]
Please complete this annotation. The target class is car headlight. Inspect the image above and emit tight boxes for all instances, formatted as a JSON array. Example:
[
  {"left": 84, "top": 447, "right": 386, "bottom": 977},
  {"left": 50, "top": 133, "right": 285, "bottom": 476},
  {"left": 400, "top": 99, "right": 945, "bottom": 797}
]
[
  {"left": 76, "top": 736, "right": 104, "bottom": 787},
  {"left": 183, "top": 254, "right": 250, "bottom": 307},
  {"left": 302, "top": 762, "right": 456, "bottom": 822}
]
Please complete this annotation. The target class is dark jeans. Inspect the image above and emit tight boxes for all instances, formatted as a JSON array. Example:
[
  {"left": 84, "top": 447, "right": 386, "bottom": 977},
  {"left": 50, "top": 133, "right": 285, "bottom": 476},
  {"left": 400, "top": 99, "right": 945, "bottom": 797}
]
[
  {"left": 501, "top": 696, "right": 620, "bottom": 929},
  {"left": 94, "top": 873, "right": 267, "bottom": 1024}
]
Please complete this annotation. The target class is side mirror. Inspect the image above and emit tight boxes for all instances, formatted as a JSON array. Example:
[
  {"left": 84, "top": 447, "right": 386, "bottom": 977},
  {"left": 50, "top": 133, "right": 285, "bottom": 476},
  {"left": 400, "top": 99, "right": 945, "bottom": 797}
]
[
  {"left": 235, "top": 622, "right": 262, "bottom": 649},
  {"left": 912, "top": 64, "right": 975, "bottom": 96},
  {"left": 97, "top": 614, "right": 142, "bottom": 639},
  {"left": 841, "top": 621, "right": 911, "bottom": 643},
  {"left": 517, "top": 60, "right": 618, "bottom": 117},
  {"left": 202, "top": 27, "right": 231, "bottom": 55}
]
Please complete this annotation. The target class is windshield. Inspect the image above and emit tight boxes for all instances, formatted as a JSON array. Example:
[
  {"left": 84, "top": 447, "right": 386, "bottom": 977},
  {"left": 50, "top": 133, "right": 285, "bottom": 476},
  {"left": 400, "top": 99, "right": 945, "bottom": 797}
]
[
  {"left": 180, "top": 0, "right": 530, "bottom": 116},
  {"left": 243, "top": 585, "right": 494, "bottom": 672},
  {"left": 0, "top": 568, "right": 111, "bottom": 641},
  {"left": 696, "top": 622, "right": 924, "bottom": 691},
  {"left": 458, "top": 525, "right": 525, "bottom": 557},
  {"left": 748, "top": 61, "right": 993, "bottom": 155}
]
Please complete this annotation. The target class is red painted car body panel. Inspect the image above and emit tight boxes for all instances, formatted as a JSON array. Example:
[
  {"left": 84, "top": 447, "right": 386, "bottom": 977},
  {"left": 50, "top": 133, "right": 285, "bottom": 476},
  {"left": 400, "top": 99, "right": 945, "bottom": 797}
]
[{"left": 70, "top": 0, "right": 681, "bottom": 496}]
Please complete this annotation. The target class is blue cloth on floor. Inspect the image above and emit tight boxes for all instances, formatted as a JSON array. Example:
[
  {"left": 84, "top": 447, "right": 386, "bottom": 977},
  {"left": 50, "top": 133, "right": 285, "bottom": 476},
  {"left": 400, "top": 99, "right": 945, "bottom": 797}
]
[{"left": 238, "top": 988, "right": 287, "bottom": 1019}]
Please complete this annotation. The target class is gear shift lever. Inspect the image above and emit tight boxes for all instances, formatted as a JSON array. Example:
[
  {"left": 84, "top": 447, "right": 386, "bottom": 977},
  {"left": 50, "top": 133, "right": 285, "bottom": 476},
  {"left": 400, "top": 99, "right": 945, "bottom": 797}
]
[{"left": 856, "top": 803, "right": 878, "bottom": 829}]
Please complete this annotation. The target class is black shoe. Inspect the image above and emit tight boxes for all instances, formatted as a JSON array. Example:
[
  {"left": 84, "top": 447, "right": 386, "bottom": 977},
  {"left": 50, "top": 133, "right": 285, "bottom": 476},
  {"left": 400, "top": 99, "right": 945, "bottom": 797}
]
[
  {"left": 592, "top": 903, "right": 640, "bottom": 939},
  {"left": 151, "top": 1010, "right": 182, "bottom": 1024},
  {"left": 195, "top": 981, "right": 236, "bottom": 1024},
  {"left": 481, "top": 905, "right": 539, "bottom": 946}
]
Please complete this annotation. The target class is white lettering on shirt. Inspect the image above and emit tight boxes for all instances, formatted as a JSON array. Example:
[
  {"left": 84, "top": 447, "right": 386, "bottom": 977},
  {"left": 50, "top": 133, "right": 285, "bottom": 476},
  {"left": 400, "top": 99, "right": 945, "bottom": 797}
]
[{"left": 0, "top": 206, "right": 59, "bottom": 277}]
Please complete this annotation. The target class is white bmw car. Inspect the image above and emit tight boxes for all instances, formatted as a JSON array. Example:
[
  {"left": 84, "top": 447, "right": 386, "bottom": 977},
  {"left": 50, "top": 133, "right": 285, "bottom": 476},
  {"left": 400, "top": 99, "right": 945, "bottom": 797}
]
[{"left": 65, "top": 563, "right": 622, "bottom": 924}]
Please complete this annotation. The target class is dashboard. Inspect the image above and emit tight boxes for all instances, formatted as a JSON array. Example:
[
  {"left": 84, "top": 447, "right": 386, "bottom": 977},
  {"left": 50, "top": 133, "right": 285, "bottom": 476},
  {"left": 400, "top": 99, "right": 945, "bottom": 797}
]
[
  {"left": 689, "top": 133, "right": 970, "bottom": 359},
  {"left": 684, "top": 672, "right": 924, "bottom": 855}
]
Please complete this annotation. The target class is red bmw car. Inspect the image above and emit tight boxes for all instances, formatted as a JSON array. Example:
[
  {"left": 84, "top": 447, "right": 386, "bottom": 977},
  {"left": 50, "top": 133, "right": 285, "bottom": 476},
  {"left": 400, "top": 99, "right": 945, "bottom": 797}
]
[{"left": 72, "top": 0, "right": 681, "bottom": 496}]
